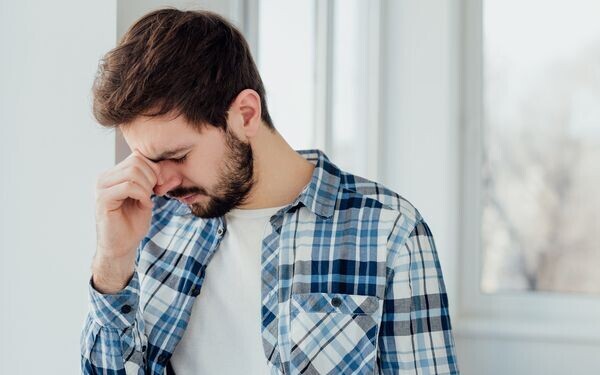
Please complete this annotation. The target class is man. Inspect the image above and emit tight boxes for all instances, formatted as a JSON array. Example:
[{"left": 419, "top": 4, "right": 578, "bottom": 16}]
[{"left": 81, "top": 8, "right": 459, "bottom": 375}]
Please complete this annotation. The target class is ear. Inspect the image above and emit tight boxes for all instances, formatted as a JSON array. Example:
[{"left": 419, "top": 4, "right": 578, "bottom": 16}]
[{"left": 227, "top": 89, "right": 262, "bottom": 139}]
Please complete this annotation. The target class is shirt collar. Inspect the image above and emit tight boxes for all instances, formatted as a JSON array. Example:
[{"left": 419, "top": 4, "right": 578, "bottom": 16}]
[
  {"left": 167, "top": 148, "right": 341, "bottom": 219},
  {"left": 289, "top": 149, "right": 341, "bottom": 219}
]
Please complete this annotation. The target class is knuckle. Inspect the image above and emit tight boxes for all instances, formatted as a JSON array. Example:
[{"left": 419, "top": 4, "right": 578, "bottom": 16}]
[
  {"left": 130, "top": 164, "right": 143, "bottom": 178},
  {"left": 131, "top": 153, "right": 144, "bottom": 164}
]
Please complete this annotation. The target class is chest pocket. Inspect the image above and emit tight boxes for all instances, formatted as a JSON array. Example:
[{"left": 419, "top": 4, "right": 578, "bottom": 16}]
[{"left": 289, "top": 292, "right": 381, "bottom": 375}]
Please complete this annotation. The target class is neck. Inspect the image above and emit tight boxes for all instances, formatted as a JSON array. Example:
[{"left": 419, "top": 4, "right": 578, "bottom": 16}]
[{"left": 238, "top": 128, "right": 315, "bottom": 209}]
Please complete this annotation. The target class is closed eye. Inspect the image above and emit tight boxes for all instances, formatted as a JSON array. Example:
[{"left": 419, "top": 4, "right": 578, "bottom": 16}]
[{"left": 171, "top": 154, "right": 188, "bottom": 164}]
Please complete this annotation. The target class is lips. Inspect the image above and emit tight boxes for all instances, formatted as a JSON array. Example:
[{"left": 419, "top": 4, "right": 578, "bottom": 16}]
[{"left": 178, "top": 193, "right": 198, "bottom": 204}]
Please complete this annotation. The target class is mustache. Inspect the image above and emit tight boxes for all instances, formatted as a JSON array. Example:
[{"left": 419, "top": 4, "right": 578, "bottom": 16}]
[{"left": 167, "top": 186, "right": 207, "bottom": 198}]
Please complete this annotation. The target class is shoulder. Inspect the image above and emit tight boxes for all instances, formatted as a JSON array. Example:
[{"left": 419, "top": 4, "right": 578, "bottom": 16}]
[{"left": 336, "top": 169, "right": 423, "bottom": 227}]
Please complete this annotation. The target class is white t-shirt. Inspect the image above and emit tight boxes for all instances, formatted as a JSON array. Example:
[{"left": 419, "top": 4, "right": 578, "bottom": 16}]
[{"left": 170, "top": 204, "right": 286, "bottom": 374}]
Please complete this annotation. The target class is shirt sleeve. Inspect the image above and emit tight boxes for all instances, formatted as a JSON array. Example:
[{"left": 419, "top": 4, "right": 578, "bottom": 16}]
[
  {"left": 80, "top": 266, "right": 148, "bottom": 374},
  {"left": 377, "top": 215, "right": 459, "bottom": 374}
]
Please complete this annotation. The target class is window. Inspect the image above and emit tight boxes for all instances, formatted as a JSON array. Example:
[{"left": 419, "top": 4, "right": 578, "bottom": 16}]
[
  {"left": 257, "top": 0, "right": 381, "bottom": 181},
  {"left": 459, "top": 0, "right": 600, "bottom": 341},
  {"left": 480, "top": 0, "right": 600, "bottom": 294}
]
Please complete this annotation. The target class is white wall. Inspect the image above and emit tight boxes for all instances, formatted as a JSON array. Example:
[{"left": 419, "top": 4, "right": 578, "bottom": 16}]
[
  {"left": 0, "top": 1, "right": 117, "bottom": 373},
  {"left": 457, "top": 334, "right": 599, "bottom": 374}
]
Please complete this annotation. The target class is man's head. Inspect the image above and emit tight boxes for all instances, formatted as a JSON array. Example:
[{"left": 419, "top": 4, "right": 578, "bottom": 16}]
[
  {"left": 92, "top": 8, "right": 273, "bottom": 131},
  {"left": 120, "top": 102, "right": 257, "bottom": 218},
  {"left": 92, "top": 9, "right": 273, "bottom": 218}
]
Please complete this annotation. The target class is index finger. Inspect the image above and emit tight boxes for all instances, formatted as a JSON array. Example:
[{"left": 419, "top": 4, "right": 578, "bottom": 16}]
[{"left": 131, "top": 149, "right": 163, "bottom": 185}]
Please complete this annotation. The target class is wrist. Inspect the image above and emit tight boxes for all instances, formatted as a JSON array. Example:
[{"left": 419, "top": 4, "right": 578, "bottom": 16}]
[{"left": 91, "top": 254, "right": 135, "bottom": 294}]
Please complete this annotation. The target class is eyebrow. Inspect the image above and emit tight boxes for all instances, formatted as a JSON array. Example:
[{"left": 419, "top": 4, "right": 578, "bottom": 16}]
[{"left": 147, "top": 145, "right": 193, "bottom": 163}]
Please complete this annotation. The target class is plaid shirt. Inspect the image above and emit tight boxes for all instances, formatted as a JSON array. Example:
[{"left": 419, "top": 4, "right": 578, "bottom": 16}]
[{"left": 81, "top": 149, "right": 459, "bottom": 374}]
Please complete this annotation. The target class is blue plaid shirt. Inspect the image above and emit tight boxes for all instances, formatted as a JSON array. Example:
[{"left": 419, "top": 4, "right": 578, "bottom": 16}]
[{"left": 81, "top": 149, "right": 459, "bottom": 374}]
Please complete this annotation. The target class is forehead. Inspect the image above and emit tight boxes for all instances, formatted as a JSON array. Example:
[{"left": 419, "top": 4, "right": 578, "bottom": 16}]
[{"left": 120, "top": 113, "right": 223, "bottom": 158}]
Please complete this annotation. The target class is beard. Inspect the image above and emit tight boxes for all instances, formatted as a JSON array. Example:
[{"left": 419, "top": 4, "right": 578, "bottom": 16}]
[{"left": 168, "top": 128, "right": 255, "bottom": 219}]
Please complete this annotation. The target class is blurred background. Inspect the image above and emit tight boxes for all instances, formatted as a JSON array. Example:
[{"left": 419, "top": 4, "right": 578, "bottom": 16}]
[{"left": 1, "top": 0, "right": 599, "bottom": 373}]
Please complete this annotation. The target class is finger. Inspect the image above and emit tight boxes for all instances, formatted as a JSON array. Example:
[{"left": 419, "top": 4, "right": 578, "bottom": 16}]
[
  {"left": 131, "top": 149, "right": 163, "bottom": 185},
  {"left": 98, "top": 164, "right": 155, "bottom": 194},
  {"left": 98, "top": 180, "right": 153, "bottom": 212},
  {"left": 120, "top": 150, "right": 160, "bottom": 188}
]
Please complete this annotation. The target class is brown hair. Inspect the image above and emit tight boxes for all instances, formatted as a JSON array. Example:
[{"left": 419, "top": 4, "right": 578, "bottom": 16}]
[{"left": 91, "top": 8, "right": 274, "bottom": 131}]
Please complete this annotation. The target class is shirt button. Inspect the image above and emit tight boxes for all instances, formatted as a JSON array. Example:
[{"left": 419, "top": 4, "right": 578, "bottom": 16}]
[
  {"left": 217, "top": 227, "right": 224, "bottom": 237},
  {"left": 191, "top": 286, "right": 201, "bottom": 297},
  {"left": 157, "top": 353, "right": 169, "bottom": 364},
  {"left": 120, "top": 304, "right": 132, "bottom": 314},
  {"left": 331, "top": 297, "right": 342, "bottom": 308}
]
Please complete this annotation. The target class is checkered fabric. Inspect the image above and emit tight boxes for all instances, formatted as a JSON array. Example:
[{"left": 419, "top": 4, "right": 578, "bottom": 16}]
[{"left": 81, "top": 149, "right": 459, "bottom": 374}]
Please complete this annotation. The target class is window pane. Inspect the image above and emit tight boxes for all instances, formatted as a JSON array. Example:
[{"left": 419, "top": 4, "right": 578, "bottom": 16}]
[{"left": 481, "top": 0, "right": 600, "bottom": 293}]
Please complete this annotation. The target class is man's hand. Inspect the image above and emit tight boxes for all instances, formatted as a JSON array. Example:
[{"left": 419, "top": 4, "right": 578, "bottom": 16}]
[{"left": 92, "top": 150, "right": 162, "bottom": 294}]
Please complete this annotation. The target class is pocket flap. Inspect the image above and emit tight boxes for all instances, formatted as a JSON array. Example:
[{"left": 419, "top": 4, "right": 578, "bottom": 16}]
[{"left": 291, "top": 292, "right": 379, "bottom": 314}]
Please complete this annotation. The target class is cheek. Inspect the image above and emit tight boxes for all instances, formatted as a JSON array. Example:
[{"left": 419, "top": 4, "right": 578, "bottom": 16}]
[
  {"left": 185, "top": 154, "right": 223, "bottom": 186},
  {"left": 208, "top": 158, "right": 223, "bottom": 179},
  {"left": 191, "top": 132, "right": 229, "bottom": 182}
]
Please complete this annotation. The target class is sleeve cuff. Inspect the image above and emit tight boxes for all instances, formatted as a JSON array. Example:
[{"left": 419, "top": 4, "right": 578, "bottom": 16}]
[{"left": 88, "top": 271, "right": 140, "bottom": 330}]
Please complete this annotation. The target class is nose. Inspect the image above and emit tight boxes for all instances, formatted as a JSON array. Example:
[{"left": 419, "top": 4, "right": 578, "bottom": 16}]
[{"left": 153, "top": 168, "right": 182, "bottom": 197}]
